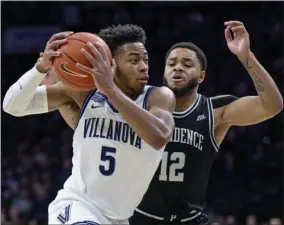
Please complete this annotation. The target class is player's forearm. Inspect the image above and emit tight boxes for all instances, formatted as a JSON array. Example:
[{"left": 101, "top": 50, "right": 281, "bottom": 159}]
[
  {"left": 106, "top": 87, "right": 171, "bottom": 150},
  {"left": 240, "top": 51, "right": 283, "bottom": 113},
  {"left": 3, "top": 65, "right": 48, "bottom": 117}
]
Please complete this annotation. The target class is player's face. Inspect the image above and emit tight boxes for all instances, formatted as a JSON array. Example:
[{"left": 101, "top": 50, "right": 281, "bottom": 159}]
[
  {"left": 114, "top": 42, "right": 149, "bottom": 98},
  {"left": 163, "top": 48, "right": 205, "bottom": 97}
]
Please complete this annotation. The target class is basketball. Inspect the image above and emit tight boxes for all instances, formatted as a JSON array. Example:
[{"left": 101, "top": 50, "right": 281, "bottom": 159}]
[{"left": 54, "top": 32, "right": 112, "bottom": 91}]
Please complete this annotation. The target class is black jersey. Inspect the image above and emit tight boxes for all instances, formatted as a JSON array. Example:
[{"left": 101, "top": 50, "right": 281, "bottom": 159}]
[{"left": 136, "top": 94, "right": 238, "bottom": 220}]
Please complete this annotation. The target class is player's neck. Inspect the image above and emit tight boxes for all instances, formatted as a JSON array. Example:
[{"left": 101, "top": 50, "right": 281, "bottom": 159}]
[
  {"left": 115, "top": 80, "right": 138, "bottom": 100},
  {"left": 175, "top": 89, "right": 198, "bottom": 112}
]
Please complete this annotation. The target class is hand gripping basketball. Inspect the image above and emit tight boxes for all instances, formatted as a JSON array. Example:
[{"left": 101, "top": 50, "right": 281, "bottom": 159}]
[
  {"left": 36, "top": 31, "right": 73, "bottom": 73},
  {"left": 76, "top": 42, "right": 116, "bottom": 96}
]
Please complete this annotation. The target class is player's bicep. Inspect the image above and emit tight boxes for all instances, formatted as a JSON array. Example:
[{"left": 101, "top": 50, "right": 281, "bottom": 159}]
[
  {"left": 46, "top": 82, "right": 73, "bottom": 111},
  {"left": 148, "top": 87, "right": 176, "bottom": 131},
  {"left": 221, "top": 96, "right": 273, "bottom": 126},
  {"left": 58, "top": 102, "right": 80, "bottom": 130}
]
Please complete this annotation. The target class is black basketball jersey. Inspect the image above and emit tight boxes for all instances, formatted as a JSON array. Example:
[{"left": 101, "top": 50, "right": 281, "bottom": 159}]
[{"left": 136, "top": 94, "right": 237, "bottom": 218}]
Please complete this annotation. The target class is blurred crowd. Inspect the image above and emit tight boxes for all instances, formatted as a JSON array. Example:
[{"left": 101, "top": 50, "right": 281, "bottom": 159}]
[{"left": 1, "top": 2, "right": 283, "bottom": 225}]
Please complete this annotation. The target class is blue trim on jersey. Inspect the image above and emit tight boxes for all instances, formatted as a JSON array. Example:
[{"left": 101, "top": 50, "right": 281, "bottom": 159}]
[
  {"left": 71, "top": 221, "right": 99, "bottom": 225},
  {"left": 107, "top": 98, "right": 119, "bottom": 113},
  {"left": 74, "top": 89, "right": 97, "bottom": 130},
  {"left": 106, "top": 86, "right": 153, "bottom": 113},
  {"left": 142, "top": 86, "right": 154, "bottom": 109}
]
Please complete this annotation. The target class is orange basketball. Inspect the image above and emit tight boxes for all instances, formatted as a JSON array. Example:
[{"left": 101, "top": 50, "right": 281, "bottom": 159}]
[{"left": 54, "top": 32, "right": 112, "bottom": 91}]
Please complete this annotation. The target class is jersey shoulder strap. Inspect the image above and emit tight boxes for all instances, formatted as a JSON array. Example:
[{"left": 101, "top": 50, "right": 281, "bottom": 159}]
[{"left": 210, "top": 95, "right": 239, "bottom": 109}]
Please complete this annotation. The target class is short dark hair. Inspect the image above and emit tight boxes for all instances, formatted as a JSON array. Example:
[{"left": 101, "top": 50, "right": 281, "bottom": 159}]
[
  {"left": 98, "top": 24, "right": 147, "bottom": 55},
  {"left": 165, "top": 42, "right": 207, "bottom": 71}
]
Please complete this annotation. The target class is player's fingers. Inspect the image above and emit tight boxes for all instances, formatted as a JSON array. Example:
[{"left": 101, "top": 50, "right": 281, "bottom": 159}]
[
  {"left": 48, "top": 39, "right": 67, "bottom": 50},
  {"left": 37, "top": 57, "right": 42, "bottom": 63},
  {"left": 46, "top": 50, "right": 61, "bottom": 58},
  {"left": 111, "top": 59, "right": 117, "bottom": 77},
  {"left": 95, "top": 42, "right": 109, "bottom": 65},
  {"left": 230, "top": 26, "right": 247, "bottom": 34},
  {"left": 224, "top": 21, "right": 244, "bottom": 27},
  {"left": 81, "top": 48, "right": 99, "bottom": 68},
  {"left": 224, "top": 28, "right": 233, "bottom": 41},
  {"left": 111, "top": 59, "right": 117, "bottom": 70},
  {"left": 87, "top": 42, "right": 104, "bottom": 64},
  {"left": 76, "top": 63, "right": 93, "bottom": 74},
  {"left": 48, "top": 31, "right": 73, "bottom": 43}
]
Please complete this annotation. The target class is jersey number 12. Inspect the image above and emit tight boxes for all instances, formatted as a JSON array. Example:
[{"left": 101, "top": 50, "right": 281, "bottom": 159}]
[{"left": 159, "top": 152, "right": 186, "bottom": 182}]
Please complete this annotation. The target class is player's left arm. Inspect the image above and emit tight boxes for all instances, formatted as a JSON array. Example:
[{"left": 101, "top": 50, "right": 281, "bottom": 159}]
[{"left": 219, "top": 21, "right": 283, "bottom": 127}]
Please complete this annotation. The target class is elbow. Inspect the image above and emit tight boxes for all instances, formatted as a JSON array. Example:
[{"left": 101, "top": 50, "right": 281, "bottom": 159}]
[
  {"left": 265, "top": 98, "right": 283, "bottom": 117},
  {"left": 3, "top": 106, "right": 22, "bottom": 117},
  {"left": 271, "top": 97, "right": 283, "bottom": 115},
  {"left": 151, "top": 129, "right": 172, "bottom": 151},
  {"left": 273, "top": 101, "right": 283, "bottom": 115},
  {"left": 3, "top": 97, "right": 22, "bottom": 117}
]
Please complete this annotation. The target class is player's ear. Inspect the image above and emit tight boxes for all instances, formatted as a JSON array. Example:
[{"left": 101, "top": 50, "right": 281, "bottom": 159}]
[{"left": 199, "top": 71, "right": 206, "bottom": 84}]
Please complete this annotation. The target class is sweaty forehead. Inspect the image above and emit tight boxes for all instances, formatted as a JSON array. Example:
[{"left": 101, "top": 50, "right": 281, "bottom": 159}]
[
  {"left": 167, "top": 48, "right": 197, "bottom": 60},
  {"left": 116, "top": 42, "right": 147, "bottom": 57}
]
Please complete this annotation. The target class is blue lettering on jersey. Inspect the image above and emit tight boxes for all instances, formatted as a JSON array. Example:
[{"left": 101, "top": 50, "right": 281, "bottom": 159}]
[{"left": 83, "top": 118, "right": 142, "bottom": 150}]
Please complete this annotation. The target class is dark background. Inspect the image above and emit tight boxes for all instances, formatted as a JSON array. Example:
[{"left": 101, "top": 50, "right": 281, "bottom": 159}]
[{"left": 1, "top": 2, "right": 283, "bottom": 225}]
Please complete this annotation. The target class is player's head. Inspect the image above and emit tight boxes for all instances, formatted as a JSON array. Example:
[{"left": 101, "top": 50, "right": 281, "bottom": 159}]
[
  {"left": 163, "top": 42, "right": 207, "bottom": 97},
  {"left": 99, "top": 24, "right": 148, "bottom": 97}
]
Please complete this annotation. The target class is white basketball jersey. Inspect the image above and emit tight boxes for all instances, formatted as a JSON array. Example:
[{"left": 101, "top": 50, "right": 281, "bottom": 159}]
[{"left": 63, "top": 85, "right": 165, "bottom": 219}]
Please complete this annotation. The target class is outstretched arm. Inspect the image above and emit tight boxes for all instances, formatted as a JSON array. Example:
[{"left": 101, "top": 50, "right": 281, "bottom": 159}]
[{"left": 219, "top": 21, "right": 283, "bottom": 127}]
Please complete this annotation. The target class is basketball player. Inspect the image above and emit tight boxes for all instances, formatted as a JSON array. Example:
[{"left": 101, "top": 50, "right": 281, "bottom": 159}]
[
  {"left": 3, "top": 25, "right": 176, "bottom": 224},
  {"left": 129, "top": 21, "right": 283, "bottom": 224}
]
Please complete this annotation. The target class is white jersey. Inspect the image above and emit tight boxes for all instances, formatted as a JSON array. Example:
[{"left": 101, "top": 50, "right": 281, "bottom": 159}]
[{"left": 62, "top": 85, "right": 164, "bottom": 219}]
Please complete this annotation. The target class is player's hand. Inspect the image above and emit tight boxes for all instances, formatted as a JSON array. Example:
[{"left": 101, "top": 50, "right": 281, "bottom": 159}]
[
  {"left": 224, "top": 21, "right": 251, "bottom": 60},
  {"left": 76, "top": 42, "right": 116, "bottom": 96},
  {"left": 36, "top": 31, "right": 73, "bottom": 73}
]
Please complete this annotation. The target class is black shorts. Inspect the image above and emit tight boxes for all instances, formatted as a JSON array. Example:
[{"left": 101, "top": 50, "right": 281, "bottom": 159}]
[{"left": 129, "top": 210, "right": 209, "bottom": 225}]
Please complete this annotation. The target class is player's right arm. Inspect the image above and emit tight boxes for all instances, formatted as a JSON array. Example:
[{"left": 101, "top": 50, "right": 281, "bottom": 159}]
[
  {"left": 40, "top": 67, "right": 80, "bottom": 130},
  {"left": 3, "top": 31, "right": 75, "bottom": 117}
]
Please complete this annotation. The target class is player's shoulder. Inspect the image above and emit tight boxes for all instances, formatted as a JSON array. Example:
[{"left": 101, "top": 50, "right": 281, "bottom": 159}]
[
  {"left": 148, "top": 86, "right": 175, "bottom": 98},
  {"left": 147, "top": 86, "right": 176, "bottom": 110},
  {"left": 210, "top": 94, "right": 239, "bottom": 109}
]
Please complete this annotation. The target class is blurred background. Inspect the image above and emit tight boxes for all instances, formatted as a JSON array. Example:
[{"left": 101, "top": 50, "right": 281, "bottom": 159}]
[{"left": 1, "top": 1, "right": 283, "bottom": 225}]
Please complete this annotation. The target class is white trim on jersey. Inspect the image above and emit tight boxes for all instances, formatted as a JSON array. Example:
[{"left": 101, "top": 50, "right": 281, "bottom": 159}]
[
  {"left": 173, "top": 94, "right": 201, "bottom": 118},
  {"left": 135, "top": 208, "right": 164, "bottom": 220},
  {"left": 210, "top": 94, "right": 232, "bottom": 100},
  {"left": 135, "top": 208, "right": 201, "bottom": 222},
  {"left": 207, "top": 98, "right": 219, "bottom": 152}
]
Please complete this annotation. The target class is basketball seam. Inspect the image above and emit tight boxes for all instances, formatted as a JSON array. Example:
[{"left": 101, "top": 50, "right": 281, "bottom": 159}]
[
  {"left": 61, "top": 50, "right": 77, "bottom": 64},
  {"left": 67, "top": 37, "right": 88, "bottom": 44}
]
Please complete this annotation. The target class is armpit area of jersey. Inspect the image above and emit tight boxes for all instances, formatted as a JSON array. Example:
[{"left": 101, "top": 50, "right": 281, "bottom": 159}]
[{"left": 211, "top": 95, "right": 239, "bottom": 109}]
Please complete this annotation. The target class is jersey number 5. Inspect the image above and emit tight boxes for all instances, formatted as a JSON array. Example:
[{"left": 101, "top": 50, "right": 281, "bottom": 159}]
[
  {"left": 99, "top": 146, "right": 116, "bottom": 176},
  {"left": 159, "top": 152, "right": 185, "bottom": 182}
]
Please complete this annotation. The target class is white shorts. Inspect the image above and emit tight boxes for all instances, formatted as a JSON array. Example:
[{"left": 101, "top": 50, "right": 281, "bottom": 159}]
[{"left": 48, "top": 190, "right": 129, "bottom": 224}]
